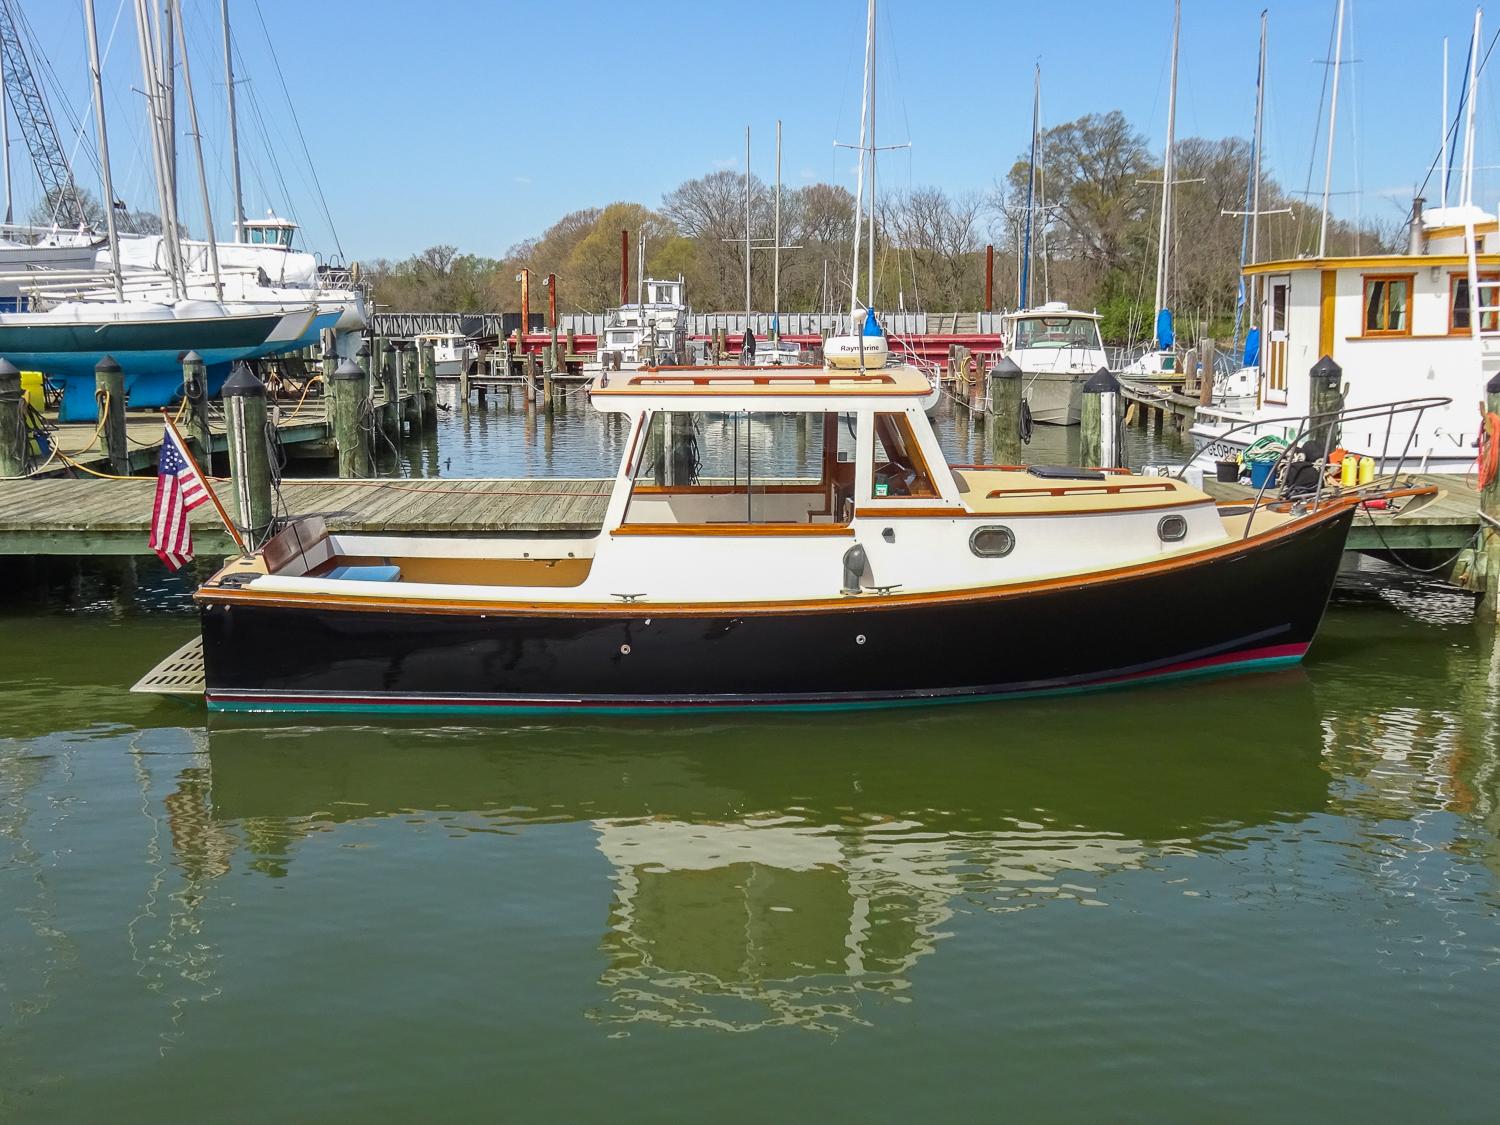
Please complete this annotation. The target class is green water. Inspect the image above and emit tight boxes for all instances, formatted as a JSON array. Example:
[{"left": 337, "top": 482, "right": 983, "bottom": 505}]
[
  {"left": 3, "top": 576, "right": 1500, "bottom": 1121},
  {"left": 4, "top": 400, "right": 1500, "bottom": 1120}
]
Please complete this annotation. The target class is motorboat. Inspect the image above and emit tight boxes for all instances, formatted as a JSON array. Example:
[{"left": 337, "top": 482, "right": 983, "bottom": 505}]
[
  {"left": 588, "top": 275, "right": 690, "bottom": 371},
  {"left": 186, "top": 358, "right": 1387, "bottom": 714},
  {"left": 1000, "top": 303, "right": 1107, "bottom": 425},
  {"left": 414, "top": 332, "right": 475, "bottom": 377}
]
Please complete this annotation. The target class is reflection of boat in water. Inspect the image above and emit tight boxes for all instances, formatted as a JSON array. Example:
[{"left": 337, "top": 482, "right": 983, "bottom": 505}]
[{"left": 196, "top": 683, "right": 1331, "bottom": 1029}]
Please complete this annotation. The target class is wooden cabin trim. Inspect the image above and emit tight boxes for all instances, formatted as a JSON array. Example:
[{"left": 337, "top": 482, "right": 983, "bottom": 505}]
[
  {"left": 852, "top": 506, "right": 969, "bottom": 518},
  {"left": 1319, "top": 270, "right": 1337, "bottom": 356},
  {"left": 1448, "top": 270, "right": 1500, "bottom": 335}
]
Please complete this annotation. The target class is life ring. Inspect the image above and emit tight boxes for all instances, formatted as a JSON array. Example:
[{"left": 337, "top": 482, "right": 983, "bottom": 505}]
[{"left": 1480, "top": 410, "right": 1500, "bottom": 490}]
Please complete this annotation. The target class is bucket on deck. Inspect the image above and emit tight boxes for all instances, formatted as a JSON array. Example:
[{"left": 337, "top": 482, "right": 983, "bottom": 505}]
[
  {"left": 1247, "top": 459, "right": 1276, "bottom": 489},
  {"left": 1216, "top": 459, "right": 1240, "bottom": 482}
]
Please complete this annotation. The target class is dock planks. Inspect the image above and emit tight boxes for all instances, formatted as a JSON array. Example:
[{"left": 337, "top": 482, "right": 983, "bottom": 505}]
[
  {"left": 0, "top": 477, "right": 613, "bottom": 555},
  {"left": 0, "top": 471, "right": 1479, "bottom": 557}
]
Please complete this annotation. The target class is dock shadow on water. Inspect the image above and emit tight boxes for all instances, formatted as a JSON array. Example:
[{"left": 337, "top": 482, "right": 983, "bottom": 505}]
[{"left": 3, "top": 593, "right": 1500, "bottom": 1119}]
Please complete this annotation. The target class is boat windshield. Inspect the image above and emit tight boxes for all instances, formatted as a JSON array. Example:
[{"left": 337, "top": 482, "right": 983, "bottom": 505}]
[
  {"left": 1012, "top": 316, "right": 1101, "bottom": 350},
  {"left": 622, "top": 410, "right": 856, "bottom": 527}
]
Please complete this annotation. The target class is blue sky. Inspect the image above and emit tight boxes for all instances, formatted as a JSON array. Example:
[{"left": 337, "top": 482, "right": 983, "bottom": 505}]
[{"left": 12, "top": 1, "right": 1500, "bottom": 263}]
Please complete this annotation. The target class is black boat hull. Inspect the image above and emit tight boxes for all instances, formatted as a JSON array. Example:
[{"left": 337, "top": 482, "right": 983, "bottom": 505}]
[{"left": 200, "top": 505, "right": 1355, "bottom": 714}]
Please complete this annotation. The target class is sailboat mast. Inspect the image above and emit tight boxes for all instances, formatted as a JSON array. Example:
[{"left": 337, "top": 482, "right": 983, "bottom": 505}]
[
  {"left": 866, "top": 4, "right": 876, "bottom": 315},
  {"left": 744, "top": 125, "right": 751, "bottom": 327},
  {"left": 848, "top": 0, "right": 872, "bottom": 315},
  {"left": 773, "top": 119, "right": 781, "bottom": 341},
  {"left": 1153, "top": 0, "right": 1180, "bottom": 337},
  {"left": 221, "top": 0, "right": 244, "bottom": 241},
  {"left": 133, "top": 0, "right": 184, "bottom": 297},
  {"left": 1, "top": 43, "right": 10, "bottom": 226},
  {"left": 1020, "top": 64, "right": 1038, "bottom": 310},
  {"left": 173, "top": 0, "right": 221, "bottom": 296},
  {"left": 83, "top": 0, "right": 123, "bottom": 301},
  {"left": 1318, "top": 0, "right": 1345, "bottom": 258},
  {"left": 1248, "top": 9, "right": 1267, "bottom": 335}
]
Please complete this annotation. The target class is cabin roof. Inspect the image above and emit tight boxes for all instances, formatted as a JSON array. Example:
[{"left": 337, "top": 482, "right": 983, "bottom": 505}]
[
  {"left": 590, "top": 362, "right": 931, "bottom": 403},
  {"left": 1243, "top": 253, "right": 1500, "bottom": 277}
]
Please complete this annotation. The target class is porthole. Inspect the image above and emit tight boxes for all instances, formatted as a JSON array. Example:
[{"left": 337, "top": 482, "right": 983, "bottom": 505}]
[
  {"left": 1158, "top": 514, "right": 1188, "bottom": 542},
  {"left": 969, "top": 525, "right": 1015, "bottom": 558}
]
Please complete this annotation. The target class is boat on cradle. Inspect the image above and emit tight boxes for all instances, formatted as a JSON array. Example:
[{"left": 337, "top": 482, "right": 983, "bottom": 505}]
[
  {"left": 1000, "top": 303, "right": 1107, "bottom": 426},
  {"left": 0, "top": 299, "right": 314, "bottom": 421},
  {"left": 182, "top": 359, "right": 1398, "bottom": 715},
  {"left": 1191, "top": 202, "right": 1499, "bottom": 474}
]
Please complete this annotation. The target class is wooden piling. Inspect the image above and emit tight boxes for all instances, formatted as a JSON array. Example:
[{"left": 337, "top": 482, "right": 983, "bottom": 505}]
[
  {"left": 418, "top": 340, "right": 437, "bottom": 426},
  {"left": 95, "top": 355, "right": 128, "bottom": 476},
  {"left": 1199, "top": 338, "right": 1217, "bottom": 408},
  {"left": 222, "top": 362, "right": 273, "bottom": 545},
  {"left": 988, "top": 356, "right": 1024, "bottom": 466},
  {"left": 1309, "top": 355, "right": 1343, "bottom": 454},
  {"left": 1081, "top": 367, "right": 1122, "bottom": 469},
  {"left": 0, "top": 359, "right": 23, "bottom": 477},
  {"left": 180, "top": 350, "right": 212, "bottom": 464},
  {"left": 330, "top": 358, "right": 369, "bottom": 478}
]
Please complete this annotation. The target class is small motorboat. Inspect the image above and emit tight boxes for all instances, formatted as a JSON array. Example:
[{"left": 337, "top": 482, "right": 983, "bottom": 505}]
[{"left": 179, "top": 359, "right": 1404, "bottom": 715}]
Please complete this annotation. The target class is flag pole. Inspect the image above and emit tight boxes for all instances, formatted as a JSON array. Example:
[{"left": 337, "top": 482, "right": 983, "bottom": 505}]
[{"left": 161, "top": 410, "right": 245, "bottom": 552}]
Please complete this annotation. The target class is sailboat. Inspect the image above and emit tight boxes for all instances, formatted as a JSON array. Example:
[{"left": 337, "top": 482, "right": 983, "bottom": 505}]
[
  {"left": 1213, "top": 10, "right": 1271, "bottom": 412},
  {"left": 824, "top": 0, "right": 890, "bottom": 372},
  {"left": 1000, "top": 64, "right": 1109, "bottom": 426},
  {"left": 1120, "top": 0, "right": 1182, "bottom": 382}
]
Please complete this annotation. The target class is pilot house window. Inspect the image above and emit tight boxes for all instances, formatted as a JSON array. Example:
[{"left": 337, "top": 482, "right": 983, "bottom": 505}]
[
  {"left": 1451, "top": 273, "right": 1500, "bottom": 333},
  {"left": 870, "top": 413, "right": 937, "bottom": 498},
  {"left": 1362, "top": 275, "right": 1412, "bottom": 336}
]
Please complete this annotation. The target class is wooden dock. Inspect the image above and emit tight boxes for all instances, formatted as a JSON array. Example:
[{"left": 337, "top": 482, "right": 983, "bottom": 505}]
[
  {"left": 0, "top": 477, "right": 611, "bottom": 555},
  {"left": 0, "top": 471, "right": 1480, "bottom": 557}
]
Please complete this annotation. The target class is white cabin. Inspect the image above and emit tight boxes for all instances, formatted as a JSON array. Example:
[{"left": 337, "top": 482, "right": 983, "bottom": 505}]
[{"left": 1193, "top": 204, "right": 1499, "bottom": 472}]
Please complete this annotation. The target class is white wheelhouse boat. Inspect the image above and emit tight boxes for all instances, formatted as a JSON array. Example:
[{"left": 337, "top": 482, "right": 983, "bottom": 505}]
[
  {"left": 187, "top": 359, "right": 1382, "bottom": 716},
  {"left": 589, "top": 276, "right": 690, "bottom": 371},
  {"left": 1000, "top": 303, "right": 1108, "bottom": 425},
  {"left": 1192, "top": 204, "right": 1499, "bottom": 473},
  {"left": 413, "top": 332, "right": 474, "bottom": 377}
]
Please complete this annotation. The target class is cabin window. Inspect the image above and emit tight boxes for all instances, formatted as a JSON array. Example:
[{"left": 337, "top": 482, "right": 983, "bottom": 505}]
[
  {"left": 870, "top": 413, "right": 938, "bottom": 498},
  {"left": 1011, "top": 316, "right": 1101, "bottom": 350},
  {"left": 1362, "top": 275, "right": 1412, "bottom": 336},
  {"left": 623, "top": 410, "right": 854, "bottom": 527},
  {"left": 1450, "top": 273, "right": 1500, "bottom": 333}
]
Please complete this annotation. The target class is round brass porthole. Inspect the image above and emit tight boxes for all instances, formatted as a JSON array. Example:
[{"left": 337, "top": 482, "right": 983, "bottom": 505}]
[
  {"left": 1158, "top": 514, "right": 1188, "bottom": 542},
  {"left": 969, "top": 525, "right": 1016, "bottom": 558}
]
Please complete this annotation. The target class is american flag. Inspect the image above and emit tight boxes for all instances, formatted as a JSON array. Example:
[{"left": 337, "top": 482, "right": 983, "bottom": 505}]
[{"left": 149, "top": 423, "right": 209, "bottom": 571}]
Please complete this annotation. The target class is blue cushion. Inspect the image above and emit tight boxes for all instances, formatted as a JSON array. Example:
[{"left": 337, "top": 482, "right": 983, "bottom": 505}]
[{"left": 325, "top": 564, "right": 402, "bottom": 582}]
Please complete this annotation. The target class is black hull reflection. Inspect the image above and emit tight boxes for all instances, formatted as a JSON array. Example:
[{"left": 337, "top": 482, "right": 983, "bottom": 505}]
[{"left": 201, "top": 507, "right": 1355, "bottom": 713}]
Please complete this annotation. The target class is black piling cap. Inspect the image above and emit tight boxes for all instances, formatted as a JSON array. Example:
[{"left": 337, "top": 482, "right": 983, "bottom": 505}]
[
  {"left": 383, "top": 340, "right": 396, "bottom": 353},
  {"left": 991, "top": 356, "right": 1023, "bottom": 379},
  {"left": 0, "top": 357, "right": 19, "bottom": 381},
  {"left": 94, "top": 355, "right": 121, "bottom": 375},
  {"left": 393, "top": 339, "right": 410, "bottom": 351},
  {"left": 356, "top": 341, "right": 371, "bottom": 358},
  {"left": 1488, "top": 371, "right": 1500, "bottom": 395},
  {"left": 1083, "top": 366, "right": 1120, "bottom": 394},
  {"left": 1310, "top": 354, "right": 1342, "bottom": 381},
  {"left": 333, "top": 358, "right": 364, "bottom": 381},
  {"left": 182, "top": 350, "right": 204, "bottom": 366},
  {"left": 222, "top": 362, "right": 265, "bottom": 398}
]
